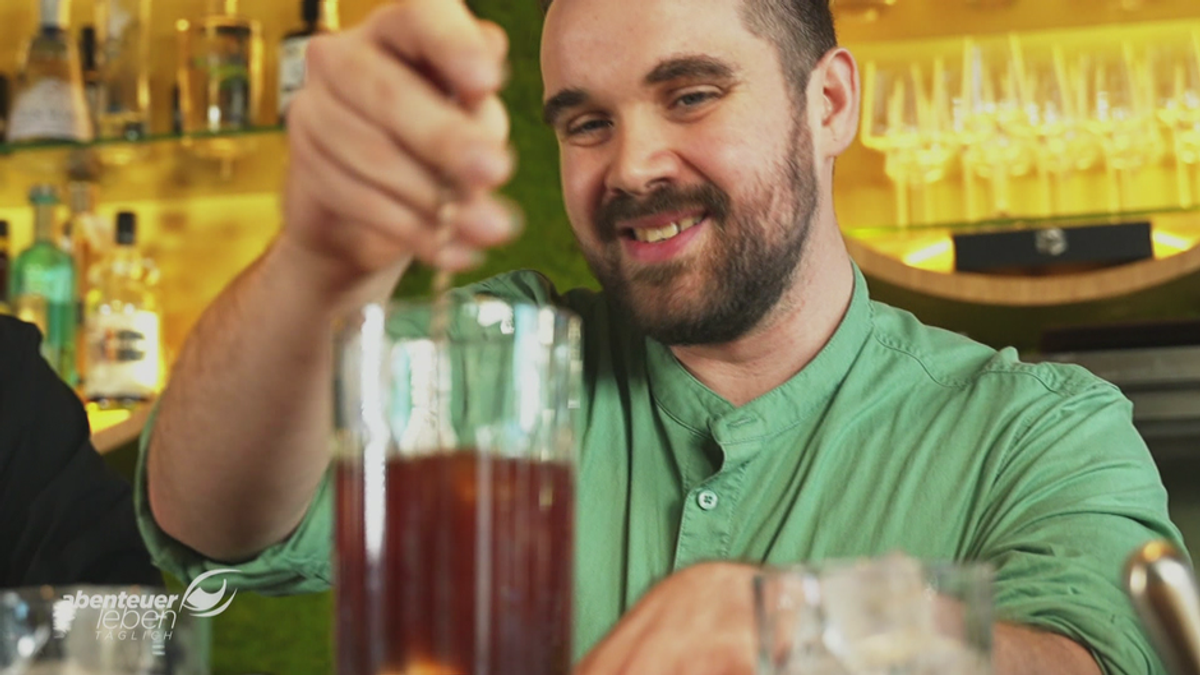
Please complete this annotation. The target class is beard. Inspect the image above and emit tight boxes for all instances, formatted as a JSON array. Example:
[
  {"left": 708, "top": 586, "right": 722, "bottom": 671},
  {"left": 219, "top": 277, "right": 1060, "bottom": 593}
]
[{"left": 580, "top": 118, "right": 819, "bottom": 347}]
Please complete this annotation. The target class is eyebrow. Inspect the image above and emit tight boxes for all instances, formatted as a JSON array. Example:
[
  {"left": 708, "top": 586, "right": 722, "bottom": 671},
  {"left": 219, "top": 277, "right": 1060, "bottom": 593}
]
[
  {"left": 542, "top": 55, "right": 740, "bottom": 128},
  {"left": 543, "top": 88, "right": 589, "bottom": 127},
  {"left": 643, "top": 55, "right": 739, "bottom": 86}
]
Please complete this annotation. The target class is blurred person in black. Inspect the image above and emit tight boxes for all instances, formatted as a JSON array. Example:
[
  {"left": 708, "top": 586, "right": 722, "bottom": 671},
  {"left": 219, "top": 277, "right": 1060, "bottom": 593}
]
[{"left": 0, "top": 315, "right": 160, "bottom": 587}]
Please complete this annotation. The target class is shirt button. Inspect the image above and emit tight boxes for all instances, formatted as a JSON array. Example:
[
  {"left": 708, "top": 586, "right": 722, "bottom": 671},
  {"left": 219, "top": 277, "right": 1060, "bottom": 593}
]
[{"left": 697, "top": 490, "right": 720, "bottom": 511}]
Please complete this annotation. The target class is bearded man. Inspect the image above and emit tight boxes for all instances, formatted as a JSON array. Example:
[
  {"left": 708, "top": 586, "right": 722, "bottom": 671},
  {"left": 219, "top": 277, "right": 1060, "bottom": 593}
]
[{"left": 138, "top": 0, "right": 1183, "bottom": 672}]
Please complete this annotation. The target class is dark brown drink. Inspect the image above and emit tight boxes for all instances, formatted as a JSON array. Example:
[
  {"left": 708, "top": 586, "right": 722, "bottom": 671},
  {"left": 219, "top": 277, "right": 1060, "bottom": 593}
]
[{"left": 335, "top": 452, "right": 574, "bottom": 675}]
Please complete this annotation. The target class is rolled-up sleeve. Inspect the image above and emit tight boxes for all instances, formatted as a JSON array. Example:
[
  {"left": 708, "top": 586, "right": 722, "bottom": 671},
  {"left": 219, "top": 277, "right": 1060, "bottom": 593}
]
[
  {"left": 133, "top": 405, "right": 334, "bottom": 594},
  {"left": 973, "top": 381, "right": 1188, "bottom": 675}
]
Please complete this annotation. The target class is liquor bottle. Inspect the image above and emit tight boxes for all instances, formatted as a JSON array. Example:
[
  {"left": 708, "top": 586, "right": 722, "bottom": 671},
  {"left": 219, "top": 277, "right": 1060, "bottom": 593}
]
[
  {"left": 11, "top": 185, "right": 78, "bottom": 385},
  {"left": 84, "top": 211, "right": 163, "bottom": 407},
  {"left": 170, "top": 83, "right": 183, "bottom": 135},
  {"left": 177, "top": 0, "right": 263, "bottom": 134},
  {"left": 96, "top": 0, "right": 150, "bottom": 140},
  {"left": 63, "top": 181, "right": 109, "bottom": 293},
  {"left": 278, "top": 0, "right": 340, "bottom": 123},
  {"left": 0, "top": 74, "right": 9, "bottom": 141},
  {"left": 0, "top": 220, "right": 9, "bottom": 314},
  {"left": 64, "top": 181, "right": 109, "bottom": 379},
  {"left": 79, "top": 26, "right": 102, "bottom": 129},
  {"left": 8, "top": 0, "right": 93, "bottom": 144}
]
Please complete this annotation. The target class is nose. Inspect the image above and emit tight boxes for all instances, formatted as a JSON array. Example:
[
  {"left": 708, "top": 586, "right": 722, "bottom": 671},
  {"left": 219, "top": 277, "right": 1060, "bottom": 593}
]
[{"left": 603, "top": 115, "right": 684, "bottom": 198}]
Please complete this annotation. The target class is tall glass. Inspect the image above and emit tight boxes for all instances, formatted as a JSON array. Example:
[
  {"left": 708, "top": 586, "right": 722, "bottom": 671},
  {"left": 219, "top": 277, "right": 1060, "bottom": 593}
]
[
  {"left": 860, "top": 59, "right": 953, "bottom": 227},
  {"left": 1148, "top": 30, "right": 1200, "bottom": 207},
  {"left": 1080, "top": 43, "right": 1154, "bottom": 212},
  {"left": 755, "top": 557, "right": 993, "bottom": 675},
  {"left": 333, "top": 298, "right": 582, "bottom": 675},
  {"left": 175, "top": 0, "right": 262, "bottom": 170},
  {"left": 956, "top": 36, "right": 1033, "bottom": 219},
  {"left": 95, "top": 0, "right": 151, "bottom": 141},
  {"left": 1007, "top": 39, "right": 1096, "bottom": 216}
]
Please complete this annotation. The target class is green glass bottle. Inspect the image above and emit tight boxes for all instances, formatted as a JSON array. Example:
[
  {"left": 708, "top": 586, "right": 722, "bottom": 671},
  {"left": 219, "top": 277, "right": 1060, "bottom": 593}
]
[{"left": 11, "top": 184, "right": 78, "bottom": 385}]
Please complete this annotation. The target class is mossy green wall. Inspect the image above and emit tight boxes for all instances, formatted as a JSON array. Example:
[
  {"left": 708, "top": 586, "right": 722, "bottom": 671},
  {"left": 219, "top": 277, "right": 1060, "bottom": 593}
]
[{"left": 394, "top": 1, "right": 596, "bottom": 300}]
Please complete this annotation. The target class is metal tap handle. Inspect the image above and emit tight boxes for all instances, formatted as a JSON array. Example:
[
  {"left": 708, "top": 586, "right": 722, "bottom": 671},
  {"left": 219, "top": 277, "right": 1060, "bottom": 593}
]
[{"left": 1126, "top": 540, "right": 1200, "bottom": 675}]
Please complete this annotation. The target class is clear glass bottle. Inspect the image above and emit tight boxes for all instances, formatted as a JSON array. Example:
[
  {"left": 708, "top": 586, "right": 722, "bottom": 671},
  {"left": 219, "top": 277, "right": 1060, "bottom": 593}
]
[
  {"left": 11, "top": 185, "right": 78, "bottom": 385},
  {"left": 96, "top": 0, "right": 150, "bottom": 140},
  {"left": 7, "top": 0, "right": 93, "bottom": 144},
  {"left": 278, "top": 0, "right": 339, "bottom": 123},
  {"left": 177, "top": 0, "right": 263, "bottom": 134},
  {"left": 64, "top": 181, "right": 109, "bottom": 297},
  {"left": 65, "top": 181, "right": 109, "bottom": 382},
  {"left": 84, "top": 211, "right": 163, "bottom": 407}
]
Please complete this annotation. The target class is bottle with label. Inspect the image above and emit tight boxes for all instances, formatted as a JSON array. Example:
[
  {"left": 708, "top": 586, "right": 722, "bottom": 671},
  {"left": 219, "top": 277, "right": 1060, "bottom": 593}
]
[
  {"left": 64, "top": 181, "right": 109, "bottom": 296},
  {"left": 65, "top": 181, "right": 109, "bottom": 381},
  {"left": 278, "top": 0, "right": 339, "bottom": 123},
  {"left": 96, "top": 0, "right": 150, "bottom": 140},
  {"left": 0, "top": 220, "right": 9, "bottom": 314},
  {"left": 8, "top": 0, "right": 93, "bottom": 144},
  {"left": 11, "top": 185, "right": 78, "bottom": 385},
  {"left": 84, "top": 211, "right": 163, "bottom": 407},
  {"left": 177, "top": 0, "right": 263, "bottom": 134}
]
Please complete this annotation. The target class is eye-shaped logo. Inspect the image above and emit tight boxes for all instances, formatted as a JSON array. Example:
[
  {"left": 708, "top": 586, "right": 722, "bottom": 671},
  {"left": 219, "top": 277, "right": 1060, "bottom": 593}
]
[{"left": 180, "top": 569, "right": 240, "bottom": 618}]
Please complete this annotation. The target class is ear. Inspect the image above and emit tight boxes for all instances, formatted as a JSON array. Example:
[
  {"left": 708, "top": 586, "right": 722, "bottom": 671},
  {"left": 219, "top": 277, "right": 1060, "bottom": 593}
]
[{"left": 809, "top": 47, "right": 860, "bottom": 160}]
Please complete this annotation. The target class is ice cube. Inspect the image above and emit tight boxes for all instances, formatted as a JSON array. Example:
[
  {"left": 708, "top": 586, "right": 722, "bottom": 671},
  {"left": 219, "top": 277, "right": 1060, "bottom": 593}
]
[{"left": 819, "top": 554, "right": 937, "bottom": 670}]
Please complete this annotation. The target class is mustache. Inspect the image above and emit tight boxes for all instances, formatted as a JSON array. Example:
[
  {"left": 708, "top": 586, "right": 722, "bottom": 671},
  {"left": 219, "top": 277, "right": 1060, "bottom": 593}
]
[{"left": 594, "top": 183, "right": 731, "bottom": 240}]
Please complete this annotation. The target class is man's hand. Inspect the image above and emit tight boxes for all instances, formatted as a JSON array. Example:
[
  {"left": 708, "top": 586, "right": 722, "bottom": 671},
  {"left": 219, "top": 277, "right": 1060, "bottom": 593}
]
[
  {"left": 149, "top": 0, "right": 525, "bottom": 562},
  {"left": 575, "top": 562, "right": 759, "bottom": 675},
  {"left": 572, "top": 562, "right": 1103, "bottom": 675},
  {"left": 282, "top": 0, "right": 520, "bottom": 300}
]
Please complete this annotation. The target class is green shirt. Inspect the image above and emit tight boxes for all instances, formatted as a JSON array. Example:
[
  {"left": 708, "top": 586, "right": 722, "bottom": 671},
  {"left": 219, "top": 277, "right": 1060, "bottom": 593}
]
[{"left": 136, "top": 265, "right": 1184, "bottom": 674}]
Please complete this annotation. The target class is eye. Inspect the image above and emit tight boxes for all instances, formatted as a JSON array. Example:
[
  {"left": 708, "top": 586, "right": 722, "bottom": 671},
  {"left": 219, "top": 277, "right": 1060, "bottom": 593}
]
[
  {"left": 566, "top": 116, "right": 612, "bottom": 137},
  {"left": 673, "top": 89, "right": 720, "bottom": 109}
]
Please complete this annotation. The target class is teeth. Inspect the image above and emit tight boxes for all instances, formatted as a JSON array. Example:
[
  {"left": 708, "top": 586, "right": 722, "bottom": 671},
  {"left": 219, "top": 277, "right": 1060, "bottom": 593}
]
[{"left": 632, "top": 216, "right": 702, "bottom": 243}]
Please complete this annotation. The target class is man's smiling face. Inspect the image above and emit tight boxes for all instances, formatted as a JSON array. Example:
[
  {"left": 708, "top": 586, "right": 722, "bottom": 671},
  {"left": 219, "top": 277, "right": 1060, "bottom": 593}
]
[{"left": 540, "top": 0, "right": 822, "bottom": 346}]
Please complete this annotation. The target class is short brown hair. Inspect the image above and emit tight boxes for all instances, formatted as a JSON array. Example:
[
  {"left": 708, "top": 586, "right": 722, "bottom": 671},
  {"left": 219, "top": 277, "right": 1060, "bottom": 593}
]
[{"left": 539, "top": 0, "right": 838, "bottom": 103}]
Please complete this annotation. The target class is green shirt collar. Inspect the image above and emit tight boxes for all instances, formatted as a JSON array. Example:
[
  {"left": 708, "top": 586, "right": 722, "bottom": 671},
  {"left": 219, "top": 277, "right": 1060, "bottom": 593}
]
[{"left": 644, "top": 263, "right": 873, "bottom": 459}]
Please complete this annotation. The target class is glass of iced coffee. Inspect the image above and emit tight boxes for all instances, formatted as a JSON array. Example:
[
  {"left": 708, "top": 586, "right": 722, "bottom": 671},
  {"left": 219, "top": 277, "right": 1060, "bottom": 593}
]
[{"left": 333, "top": 296, "right": 582, "bottom": 675}]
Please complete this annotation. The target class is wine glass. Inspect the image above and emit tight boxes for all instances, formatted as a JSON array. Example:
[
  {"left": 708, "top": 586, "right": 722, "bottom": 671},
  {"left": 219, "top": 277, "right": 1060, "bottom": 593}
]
[
  {"left": 861, "top": 59, "right": 954, "bottom": 227},
  {"left": 954, "top": 36, "right": 1034, "bottom": 219},
  {"left": 1148, "top": 30, "right": 1200, "bottom": 206},
  {"left": 1006, "top": 38, "right": 1097, "bottom": 215},
  {"left": 1079, "top": 42, "right": 1155, "bottom": 213}
]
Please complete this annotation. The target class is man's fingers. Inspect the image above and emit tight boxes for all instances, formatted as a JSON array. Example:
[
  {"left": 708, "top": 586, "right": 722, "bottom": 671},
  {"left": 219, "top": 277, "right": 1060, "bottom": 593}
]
[
  {"left": 441, "top": 193, "right": 522, "bottom": 248},
  {"left": 478, "top": 20, "right": 510, "bottom": 62},
  {"left": 366, "top": 0, "right": 504, "bottom": 102},
  {"left": 290, "top": 123, "right": 439, "bottom": 258},
  {"left": 307, "top": 37, "right": 512, "bottom": 191},
  {"left": 281, "top": 0, "right": 515, "bottom": 284},
  {"left": 474, "top": 94, "right": 511, "bottom": 146},
  {"left": 573, "top": 600, "right": 658, "bottom": 674},
  {"left": 289, "top": 84, "right": 443, "bottom": 220}
]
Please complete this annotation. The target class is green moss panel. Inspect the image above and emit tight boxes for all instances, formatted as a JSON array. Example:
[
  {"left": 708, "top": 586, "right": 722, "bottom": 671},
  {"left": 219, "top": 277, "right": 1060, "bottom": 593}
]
[{"left": 395, "top": 1, "right": 596, "bottom": 301}]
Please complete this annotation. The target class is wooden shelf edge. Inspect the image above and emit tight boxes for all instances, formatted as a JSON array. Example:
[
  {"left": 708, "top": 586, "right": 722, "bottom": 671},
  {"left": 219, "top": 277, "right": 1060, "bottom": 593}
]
[
  {"left": 92, "top": 403, "right": 154, "bottom": 455},
  {"left": 845, "top": 235, "right": 1200, "bottom": 306}
]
